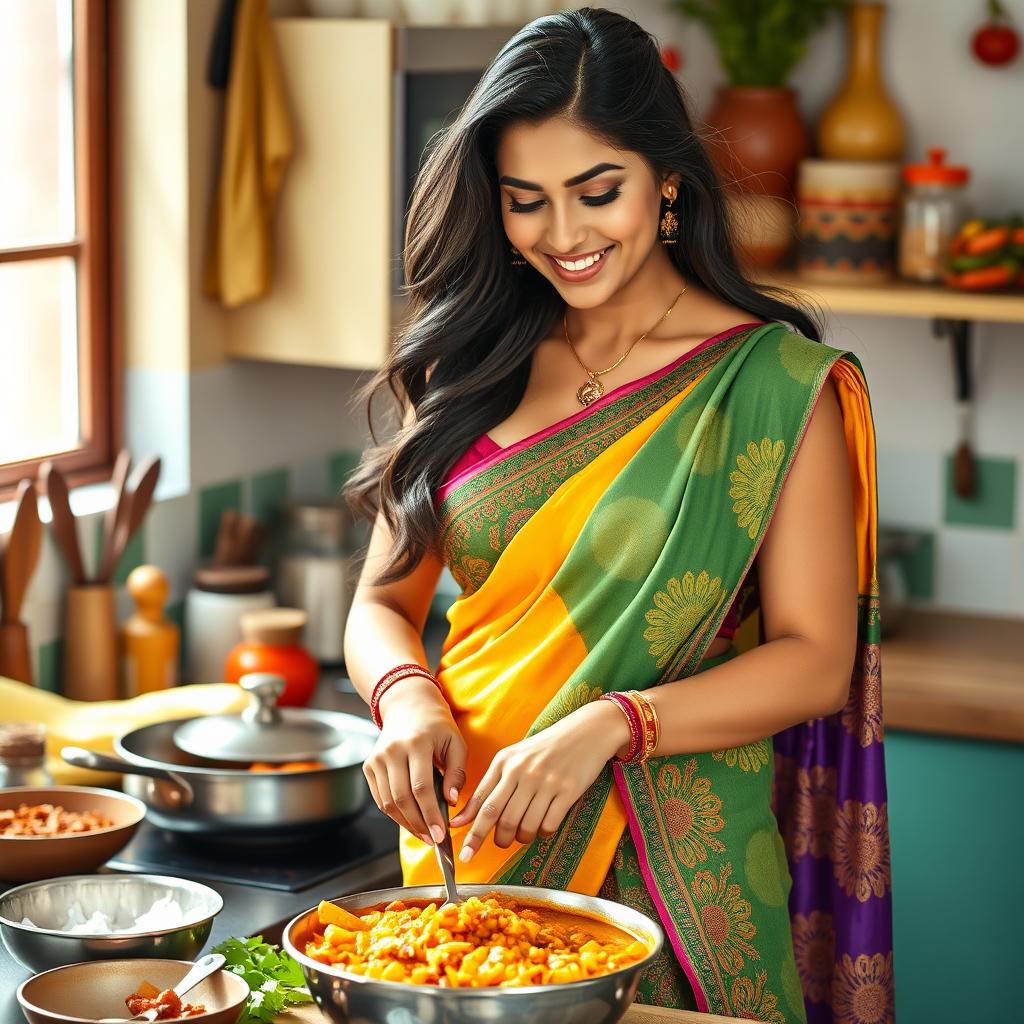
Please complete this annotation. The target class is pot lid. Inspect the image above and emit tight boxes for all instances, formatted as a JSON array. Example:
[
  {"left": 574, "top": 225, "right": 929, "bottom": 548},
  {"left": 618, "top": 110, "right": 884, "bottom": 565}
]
[{"left": 173, "top": 673, "right": 346, "bottom": 762}]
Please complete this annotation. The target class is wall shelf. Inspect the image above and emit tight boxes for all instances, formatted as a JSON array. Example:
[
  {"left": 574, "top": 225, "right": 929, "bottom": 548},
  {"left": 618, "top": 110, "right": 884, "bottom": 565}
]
[
  {"left": 883, "top": 610, "right": 1024, "bottom": 744},
  {"left": 760, "top": 272, "right": 1024, "bottom": 324}
]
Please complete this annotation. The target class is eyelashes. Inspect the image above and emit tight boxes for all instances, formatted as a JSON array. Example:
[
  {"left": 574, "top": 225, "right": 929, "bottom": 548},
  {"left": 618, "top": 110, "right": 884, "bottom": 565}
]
[{"left": 507, "top": 185, "right": 622, "bottom": 214}]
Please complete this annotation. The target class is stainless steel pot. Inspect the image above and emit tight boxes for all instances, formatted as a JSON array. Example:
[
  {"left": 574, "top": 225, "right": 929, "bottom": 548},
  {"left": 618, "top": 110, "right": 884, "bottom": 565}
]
[
  {"left": 61, "top": 710, "right": 377, "bottom": 840},
  {"left": 283, "top": 883, "right": 664, "bottom": 1024}
]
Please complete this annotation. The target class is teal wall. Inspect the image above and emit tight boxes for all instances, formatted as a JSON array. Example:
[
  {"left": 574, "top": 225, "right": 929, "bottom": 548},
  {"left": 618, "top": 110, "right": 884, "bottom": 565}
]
[{"left": 887, "top": 730, "right": 1024, "bottom": 1022}]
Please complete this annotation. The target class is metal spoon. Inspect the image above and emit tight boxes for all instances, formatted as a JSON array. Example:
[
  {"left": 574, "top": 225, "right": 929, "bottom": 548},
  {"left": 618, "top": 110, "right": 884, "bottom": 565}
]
[
  {"left": 98, "top": 952, "right": 226, "bottom": 1022},
  {"left": 432, "top": 769, "right": 461, "bottom": 907}
]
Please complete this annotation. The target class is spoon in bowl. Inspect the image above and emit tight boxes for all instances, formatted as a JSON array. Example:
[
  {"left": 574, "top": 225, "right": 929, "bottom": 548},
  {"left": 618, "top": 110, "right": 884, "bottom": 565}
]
[
  {"left": 432, "top": 769, "right": 461, "bottom": 908},
  {"left": 98, "top": 953, "right": 226, "bottom": 1023}
]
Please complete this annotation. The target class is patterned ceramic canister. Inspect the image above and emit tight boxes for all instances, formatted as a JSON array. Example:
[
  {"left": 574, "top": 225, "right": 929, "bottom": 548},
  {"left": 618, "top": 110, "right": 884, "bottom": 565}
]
[{"left": 797, "top": 159, "right": 901, "bottom": 283}]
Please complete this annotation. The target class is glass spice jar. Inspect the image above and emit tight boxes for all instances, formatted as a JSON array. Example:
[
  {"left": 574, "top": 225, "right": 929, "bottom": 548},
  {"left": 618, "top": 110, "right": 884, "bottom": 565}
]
[
  {"left": 899, "top": 148, "right": 971, "bottom": 283},
  {"left": 0, "top": 722, "right": 53, "bottom": 788}
]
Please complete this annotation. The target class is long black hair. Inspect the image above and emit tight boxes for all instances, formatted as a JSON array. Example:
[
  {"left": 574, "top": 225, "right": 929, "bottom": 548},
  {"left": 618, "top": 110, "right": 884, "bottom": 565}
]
[{"left": 346, "top": 6, "right": 820, "bottom": 584}]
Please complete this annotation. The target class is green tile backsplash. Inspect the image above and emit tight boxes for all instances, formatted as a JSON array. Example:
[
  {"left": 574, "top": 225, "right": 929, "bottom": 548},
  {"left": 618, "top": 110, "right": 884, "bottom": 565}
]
[
  {"left": 198, "top": 479, "right": 243, "bottom": 560},
  {"left": 36, "top": 638, "right": 62, "bottom": 694},
  {"left": 328, "top": 450, "right": 361, "bottom": 498},
  {"left": 165, "top": 599, "right": 186, "bottom": 680},
  {"left": 250, "top": 467, "right": 290, "bottom": 526},
  {"left": 943, "top": 454, "right": 1016, "bottom": 530},
  {"left": 900, "top": 530, "right": 935, "bottom": 602}
]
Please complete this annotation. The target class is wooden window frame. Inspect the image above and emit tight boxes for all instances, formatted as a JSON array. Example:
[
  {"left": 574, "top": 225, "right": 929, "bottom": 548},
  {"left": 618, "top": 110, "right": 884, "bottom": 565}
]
[{"left": 0, "top": 0, "right": 121, "bottom": 498}]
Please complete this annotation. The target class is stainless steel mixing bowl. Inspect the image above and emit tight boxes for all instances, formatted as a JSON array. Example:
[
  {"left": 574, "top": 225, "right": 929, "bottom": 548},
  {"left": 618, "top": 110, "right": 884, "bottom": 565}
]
[
  {"left": 283, "top": 883, "right": 665, "bottom": 1024},
  {"left": 0, "top": 873, "right": 223, "bottom": 972}
]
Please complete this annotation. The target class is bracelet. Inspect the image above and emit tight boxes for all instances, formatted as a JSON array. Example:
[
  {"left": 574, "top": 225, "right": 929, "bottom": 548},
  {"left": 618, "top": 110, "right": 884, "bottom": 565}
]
[
  {"left": 369, "top": 664, "right": 442, "bottom": 728},
  {"left": 599, "top": 692, "right": 643, "bottom": 763},
  {"left": 599, "top": 690, "right": 661, "bottom": 763},
  {"left": 626, "top": 690, "right": 661, "bottom": 760}
]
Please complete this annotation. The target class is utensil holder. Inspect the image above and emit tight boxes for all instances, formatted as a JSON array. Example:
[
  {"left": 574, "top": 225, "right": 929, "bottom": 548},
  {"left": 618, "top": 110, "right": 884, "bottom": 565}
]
[
  {"left": 0, "top": 620, "right": 33, "bottom": 684},
  {"left": 63, "top": 584, "right": 119, "bottom": 701}
]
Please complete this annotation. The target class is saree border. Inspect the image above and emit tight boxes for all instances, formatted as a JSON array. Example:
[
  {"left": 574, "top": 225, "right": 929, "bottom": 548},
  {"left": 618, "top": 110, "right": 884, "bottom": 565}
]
[
  {"left": 439, "top": 322, "right": 765, "bottom": 502},
  {"left": 438, "top": 326, "right": 760, "bottom": 580},
  {"left": 613, "top": 347, "right": 856, "bottom": 1017}
]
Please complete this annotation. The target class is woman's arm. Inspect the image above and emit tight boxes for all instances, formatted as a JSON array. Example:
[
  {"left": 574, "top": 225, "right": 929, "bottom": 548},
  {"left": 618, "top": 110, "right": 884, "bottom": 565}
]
[
  {"left": 453, "top": 377, "right": 859, "bottom": 858},
  {"left": 345, "top": 513, "right": 467, "bottom": 845}
]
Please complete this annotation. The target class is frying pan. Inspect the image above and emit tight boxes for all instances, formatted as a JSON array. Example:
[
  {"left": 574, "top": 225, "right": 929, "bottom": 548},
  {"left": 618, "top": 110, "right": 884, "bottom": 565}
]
[{"left": 61, "top": 709, "right": 377, "bottom": 841}]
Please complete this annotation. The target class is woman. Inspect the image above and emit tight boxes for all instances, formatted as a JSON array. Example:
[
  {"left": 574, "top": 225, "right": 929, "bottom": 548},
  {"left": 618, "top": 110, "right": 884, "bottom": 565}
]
[{"left": 344, "top": 8, "right": 892, "bottom": 1023}]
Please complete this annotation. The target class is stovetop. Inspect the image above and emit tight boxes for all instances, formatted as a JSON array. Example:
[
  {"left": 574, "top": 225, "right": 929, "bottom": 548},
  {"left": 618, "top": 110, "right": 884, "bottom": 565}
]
[{"left": 106, "top": 806, "right": 399, "bottom": 892}]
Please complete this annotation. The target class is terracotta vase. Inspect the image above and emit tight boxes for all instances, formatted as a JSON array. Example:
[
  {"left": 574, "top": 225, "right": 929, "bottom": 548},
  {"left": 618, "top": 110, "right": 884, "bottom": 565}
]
[
  {"left": 817, "top": 2, "right": 906, "bottom": 161},
  {"left": 703, "top": 86, "right": 810, "bottom": 268}
]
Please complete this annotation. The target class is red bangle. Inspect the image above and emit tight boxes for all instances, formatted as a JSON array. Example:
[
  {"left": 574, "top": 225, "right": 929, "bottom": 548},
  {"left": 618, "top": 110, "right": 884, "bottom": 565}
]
[
  {"left": 369, "top": 664, "right": 442, "bottom": 728},
  {"left": 625, "top": 690, "right": 660, "bottom": 760},
  {"left": 599, "top": 692, "right": 643, "bottom": 763}
]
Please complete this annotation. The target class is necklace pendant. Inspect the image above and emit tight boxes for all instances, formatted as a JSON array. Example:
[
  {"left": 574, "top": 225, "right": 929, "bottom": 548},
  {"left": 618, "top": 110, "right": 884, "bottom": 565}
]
[{"left": 577, "top": 376, "right": 605, "bottom": 406}]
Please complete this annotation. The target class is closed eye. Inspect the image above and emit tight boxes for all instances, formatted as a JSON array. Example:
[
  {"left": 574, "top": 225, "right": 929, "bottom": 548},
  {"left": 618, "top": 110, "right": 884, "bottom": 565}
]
[{"left": 507, "top": 185, "right": 622, "bottom": 214}]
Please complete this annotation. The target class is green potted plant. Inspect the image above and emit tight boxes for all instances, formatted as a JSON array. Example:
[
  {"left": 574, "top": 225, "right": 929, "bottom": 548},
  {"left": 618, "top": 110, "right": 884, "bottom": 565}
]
[{"left": 669, "top": 0, "right": 849, "bottom": 266}]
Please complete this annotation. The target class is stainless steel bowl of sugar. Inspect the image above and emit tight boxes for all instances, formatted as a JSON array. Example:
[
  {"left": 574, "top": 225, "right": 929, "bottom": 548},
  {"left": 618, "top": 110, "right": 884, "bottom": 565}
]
[{"left": 0, "top": 873, "right": 223, "bottom": 972}]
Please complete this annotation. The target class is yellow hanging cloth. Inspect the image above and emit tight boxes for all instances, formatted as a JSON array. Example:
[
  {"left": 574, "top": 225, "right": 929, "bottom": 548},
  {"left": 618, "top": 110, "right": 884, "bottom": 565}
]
[{"left": 203, "top": 0, "right": 293, "bottom": 308}]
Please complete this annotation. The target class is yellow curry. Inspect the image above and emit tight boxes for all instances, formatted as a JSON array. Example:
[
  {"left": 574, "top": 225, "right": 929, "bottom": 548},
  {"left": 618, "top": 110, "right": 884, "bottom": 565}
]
[{"left": 305, "top": 894, "right": 649, "bottom": 988}]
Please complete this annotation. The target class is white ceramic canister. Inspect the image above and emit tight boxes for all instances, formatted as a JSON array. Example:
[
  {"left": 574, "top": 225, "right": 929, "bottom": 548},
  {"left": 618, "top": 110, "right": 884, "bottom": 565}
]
[{"left": 184, "top": 587, "right": 275, "bottom": 684}]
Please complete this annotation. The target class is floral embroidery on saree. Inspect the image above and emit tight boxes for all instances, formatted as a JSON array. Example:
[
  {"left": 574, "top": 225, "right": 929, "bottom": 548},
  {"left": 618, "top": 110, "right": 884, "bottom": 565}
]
[{"left": 419, "top": 324, "right": 892, "bottom": 1023}]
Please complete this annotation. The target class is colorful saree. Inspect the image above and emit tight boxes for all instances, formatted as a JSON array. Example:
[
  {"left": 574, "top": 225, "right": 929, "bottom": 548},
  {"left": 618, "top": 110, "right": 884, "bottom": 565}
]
[{"left": 400, "top": 322, "right": 894, "bottom": 1024}]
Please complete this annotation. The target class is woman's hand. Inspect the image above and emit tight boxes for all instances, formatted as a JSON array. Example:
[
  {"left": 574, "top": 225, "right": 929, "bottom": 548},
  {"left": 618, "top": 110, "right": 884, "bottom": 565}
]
[
  {"left": 363, "top": 677, "right": 467, "bottom": 846},
  {"left": 450, "top": 698, "right": 630, "bottom": 863}
]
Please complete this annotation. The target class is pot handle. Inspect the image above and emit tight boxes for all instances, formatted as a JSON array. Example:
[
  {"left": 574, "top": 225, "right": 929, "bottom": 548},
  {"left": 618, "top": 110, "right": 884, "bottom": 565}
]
[{"left": 61, "top": 745, "right": 195, "bottom": 807}]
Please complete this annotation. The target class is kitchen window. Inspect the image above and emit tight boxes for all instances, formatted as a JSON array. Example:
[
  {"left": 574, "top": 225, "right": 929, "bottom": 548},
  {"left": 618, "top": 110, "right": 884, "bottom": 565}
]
[{"left": 0, "top": 0, "right": 116, "bottom": 495}]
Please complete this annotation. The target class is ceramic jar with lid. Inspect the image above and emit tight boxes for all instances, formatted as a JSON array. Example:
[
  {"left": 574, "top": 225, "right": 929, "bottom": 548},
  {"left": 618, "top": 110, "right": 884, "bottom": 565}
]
[
  {"left": 0, "top": 723, "right": 53, "bottom": 788},
  {"left": 898, "top": 148, "right": 971, "bottom": 283},
  {"left": 223, "top": 608, "right": 320, "bottom": 707}
]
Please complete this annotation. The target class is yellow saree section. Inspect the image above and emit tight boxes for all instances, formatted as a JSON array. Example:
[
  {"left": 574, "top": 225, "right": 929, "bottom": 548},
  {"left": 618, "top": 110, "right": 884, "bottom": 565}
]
[
  {"left": 401, "top": 376, "right": 703, "bottom": 890},
  {"left": 400, "top": 357, "right": 878, "bottom": 891}
]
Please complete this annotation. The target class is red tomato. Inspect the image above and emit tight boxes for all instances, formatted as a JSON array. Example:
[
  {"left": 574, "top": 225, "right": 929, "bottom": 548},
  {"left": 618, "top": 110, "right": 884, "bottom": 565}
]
[
  {"left": 972, "top": 1, "right": 1020, "bottom": 65},
  {"left": 661, "top": 45, "right": 682, "bottom": 73}
]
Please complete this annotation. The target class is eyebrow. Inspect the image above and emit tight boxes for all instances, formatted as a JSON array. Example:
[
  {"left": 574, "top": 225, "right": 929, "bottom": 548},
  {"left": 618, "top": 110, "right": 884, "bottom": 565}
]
[{"left": 498, "top": 162, "right": 626, "bottom": 192}]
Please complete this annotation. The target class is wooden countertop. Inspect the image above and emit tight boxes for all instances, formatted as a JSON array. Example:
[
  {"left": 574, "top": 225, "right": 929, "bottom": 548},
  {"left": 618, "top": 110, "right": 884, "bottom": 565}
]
[
  {"left": 883, "top": 610, "right": 1024, "bottom": 744},
  {"left": 284, "top": 1002, "right": 746, "bottom": 1023}
]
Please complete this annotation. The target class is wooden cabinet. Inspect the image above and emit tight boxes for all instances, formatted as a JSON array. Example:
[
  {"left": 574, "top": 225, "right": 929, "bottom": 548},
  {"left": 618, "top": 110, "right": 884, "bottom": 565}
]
[{"left": 224, "top": 19, "right": 394, "bottom": 369}]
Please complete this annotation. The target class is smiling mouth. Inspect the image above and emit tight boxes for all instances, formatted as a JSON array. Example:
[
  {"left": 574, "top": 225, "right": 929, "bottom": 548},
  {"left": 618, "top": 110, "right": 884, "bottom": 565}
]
[{"left": 545, "top": 245, "right": 613, "bottom": 271}]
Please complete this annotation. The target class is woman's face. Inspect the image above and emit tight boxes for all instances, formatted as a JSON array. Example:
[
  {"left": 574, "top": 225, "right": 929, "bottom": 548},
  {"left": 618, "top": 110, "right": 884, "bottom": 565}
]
[{"left": 495, "top": 117, "right": 677, "bottom": 307}]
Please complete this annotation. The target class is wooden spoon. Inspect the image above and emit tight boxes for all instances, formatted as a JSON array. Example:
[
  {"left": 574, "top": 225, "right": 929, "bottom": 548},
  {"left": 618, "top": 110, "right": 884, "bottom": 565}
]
[
  {"left": 97, "top": 455, "right": 161, "bottom": 583},
  {"left": 100, "top": 448, "right": 132, "bottom": 582},
  {"left": 40, "top": 461, "right": 87, "bottom": 585},
  {"left": 0, "top": 480, "right": 43, "bottom": 684}
]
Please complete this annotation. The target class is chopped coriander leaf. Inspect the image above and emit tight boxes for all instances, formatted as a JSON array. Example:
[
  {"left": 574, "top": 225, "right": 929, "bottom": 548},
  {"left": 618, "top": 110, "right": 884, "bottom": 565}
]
[{"left": 212, "top": 935, "right": 313, "bottom": 1024}]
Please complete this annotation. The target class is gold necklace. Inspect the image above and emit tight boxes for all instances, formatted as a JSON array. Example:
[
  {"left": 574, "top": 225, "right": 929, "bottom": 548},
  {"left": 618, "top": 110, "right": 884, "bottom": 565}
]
[{"left": 563, "top": 286, "right": 688, "bottom": 406}]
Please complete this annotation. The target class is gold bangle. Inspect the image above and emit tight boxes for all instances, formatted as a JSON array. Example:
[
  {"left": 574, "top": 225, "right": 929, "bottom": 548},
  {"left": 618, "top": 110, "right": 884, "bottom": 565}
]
[{"left": 623, "top": 690, "right": 660, "bottom": 761}]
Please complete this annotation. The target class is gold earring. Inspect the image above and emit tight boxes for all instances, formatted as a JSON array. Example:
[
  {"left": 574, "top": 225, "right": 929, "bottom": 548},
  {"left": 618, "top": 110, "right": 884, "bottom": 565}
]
[
  {"left": 660, "top": 192, "right": 679, "bottom": 246},
  {"left": 510, "top": 244, "right": 527, "bottom": 267}
]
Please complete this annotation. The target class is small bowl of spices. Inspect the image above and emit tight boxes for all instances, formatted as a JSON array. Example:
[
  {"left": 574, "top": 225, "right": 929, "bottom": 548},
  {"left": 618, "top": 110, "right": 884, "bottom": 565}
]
[{"left": 0, "top": 774, "right": 146, "bottom": 883}]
